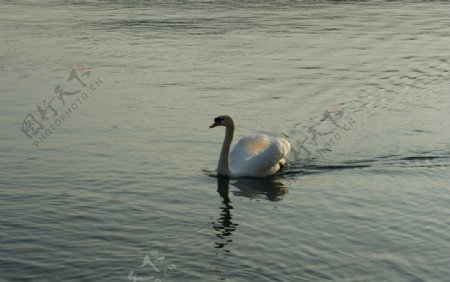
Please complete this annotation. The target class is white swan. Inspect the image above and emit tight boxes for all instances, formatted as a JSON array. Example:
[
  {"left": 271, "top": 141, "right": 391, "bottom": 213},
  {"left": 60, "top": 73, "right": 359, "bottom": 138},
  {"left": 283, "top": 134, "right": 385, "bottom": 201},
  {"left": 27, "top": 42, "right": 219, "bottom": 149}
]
[{"left": 209, "top": 115, "right": 291, "bottom": 178}]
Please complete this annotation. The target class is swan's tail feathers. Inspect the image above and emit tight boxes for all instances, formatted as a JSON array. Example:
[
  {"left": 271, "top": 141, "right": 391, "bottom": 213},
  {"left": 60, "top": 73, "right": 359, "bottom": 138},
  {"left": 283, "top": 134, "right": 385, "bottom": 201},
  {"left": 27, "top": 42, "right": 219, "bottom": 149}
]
[
  {"left": 278, "top": 138, "right": 291, "bottom": 158},
  {"left": 276, "top": 138, "right": 291, "bottom": 173}
]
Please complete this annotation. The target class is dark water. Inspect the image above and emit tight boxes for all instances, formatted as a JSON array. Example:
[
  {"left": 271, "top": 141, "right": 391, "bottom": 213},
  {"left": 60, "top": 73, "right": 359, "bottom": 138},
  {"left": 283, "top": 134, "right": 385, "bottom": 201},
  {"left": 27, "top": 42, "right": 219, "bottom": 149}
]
[{"left": 1, "top": 1, "right": 450, "bottom": 281}]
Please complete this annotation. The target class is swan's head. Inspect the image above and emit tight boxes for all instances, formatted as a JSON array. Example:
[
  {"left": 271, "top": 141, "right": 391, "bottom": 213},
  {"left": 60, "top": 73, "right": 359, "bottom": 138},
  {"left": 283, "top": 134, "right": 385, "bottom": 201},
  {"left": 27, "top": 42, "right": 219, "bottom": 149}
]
[{"left": 209, "top": 115, "right": 234, "bottom": 128}]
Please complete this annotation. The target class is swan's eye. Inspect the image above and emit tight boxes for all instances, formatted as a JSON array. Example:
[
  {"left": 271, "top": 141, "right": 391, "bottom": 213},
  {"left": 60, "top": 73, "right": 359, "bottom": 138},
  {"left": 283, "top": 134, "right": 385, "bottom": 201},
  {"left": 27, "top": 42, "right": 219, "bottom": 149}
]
[{"left": 214, "top": 117, "right": 223, "bottom": 124}]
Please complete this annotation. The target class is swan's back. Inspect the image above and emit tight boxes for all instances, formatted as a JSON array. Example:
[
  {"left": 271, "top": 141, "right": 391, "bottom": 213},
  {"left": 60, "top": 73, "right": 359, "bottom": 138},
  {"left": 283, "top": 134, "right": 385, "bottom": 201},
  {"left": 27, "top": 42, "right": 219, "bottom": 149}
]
[{"left": 230, "top": 134, "right": 290, "bottom": 177}]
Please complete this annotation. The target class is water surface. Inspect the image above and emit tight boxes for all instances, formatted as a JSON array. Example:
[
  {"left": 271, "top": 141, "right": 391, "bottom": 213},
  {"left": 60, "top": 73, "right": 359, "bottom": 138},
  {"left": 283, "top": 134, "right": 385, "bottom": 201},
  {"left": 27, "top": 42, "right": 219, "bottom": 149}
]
[{"left": 1, "top": 1, "right": 450, "bottom": 281}]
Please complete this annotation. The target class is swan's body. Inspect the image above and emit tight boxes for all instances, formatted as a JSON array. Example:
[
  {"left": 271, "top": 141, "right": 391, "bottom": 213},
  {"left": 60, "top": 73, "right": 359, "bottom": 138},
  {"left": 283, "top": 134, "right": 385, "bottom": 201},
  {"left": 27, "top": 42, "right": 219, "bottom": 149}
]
[{"left": 210, "top": 115, "right": 290, "bottom": 178}]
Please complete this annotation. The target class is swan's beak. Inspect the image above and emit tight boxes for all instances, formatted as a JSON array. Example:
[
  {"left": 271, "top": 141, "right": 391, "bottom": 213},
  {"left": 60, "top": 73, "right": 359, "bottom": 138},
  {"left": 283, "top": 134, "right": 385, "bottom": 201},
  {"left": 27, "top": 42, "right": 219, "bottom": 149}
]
[{"left": 209, "top": 122, "right": 219, "bottom": 128}]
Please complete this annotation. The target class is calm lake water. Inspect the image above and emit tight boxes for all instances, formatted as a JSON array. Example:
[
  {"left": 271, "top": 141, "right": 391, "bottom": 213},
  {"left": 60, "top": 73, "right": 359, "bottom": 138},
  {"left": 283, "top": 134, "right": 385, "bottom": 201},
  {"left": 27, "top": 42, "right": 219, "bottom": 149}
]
[{"left": 1, "top": 1, "right": 450, "bottom": 281}]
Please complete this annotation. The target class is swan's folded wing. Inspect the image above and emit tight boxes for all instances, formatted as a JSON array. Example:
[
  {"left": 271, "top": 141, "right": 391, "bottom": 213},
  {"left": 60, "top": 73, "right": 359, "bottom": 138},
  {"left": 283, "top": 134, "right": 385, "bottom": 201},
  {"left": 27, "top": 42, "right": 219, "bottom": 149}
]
[
  {"left": 231, "top": 136, "right": 290, "bottom": 177},
  {"left": 230, "top": 135, "right": 271, "bottom": 165}
]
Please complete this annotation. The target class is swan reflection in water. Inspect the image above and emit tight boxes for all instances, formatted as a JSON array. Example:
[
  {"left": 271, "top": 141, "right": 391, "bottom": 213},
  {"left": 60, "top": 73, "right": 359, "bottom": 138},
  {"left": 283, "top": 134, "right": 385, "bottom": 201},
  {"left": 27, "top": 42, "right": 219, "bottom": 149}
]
[
  {"left": 211, "top": 176, "right": 289, "bottom": 250},
  {"left": 230, "top": 176, "right": 289, "bottom": 201},
  {"left": 212, "top": 176, "right": 236, "bottom": 250}
]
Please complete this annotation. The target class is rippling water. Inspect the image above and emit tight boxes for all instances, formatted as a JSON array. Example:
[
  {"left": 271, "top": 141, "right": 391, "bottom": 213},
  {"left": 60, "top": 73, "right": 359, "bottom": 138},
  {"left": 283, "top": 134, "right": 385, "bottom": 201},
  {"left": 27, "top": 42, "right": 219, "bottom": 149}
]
[{"left": 1, "top": 1, "right": 450, "bottom": 281}]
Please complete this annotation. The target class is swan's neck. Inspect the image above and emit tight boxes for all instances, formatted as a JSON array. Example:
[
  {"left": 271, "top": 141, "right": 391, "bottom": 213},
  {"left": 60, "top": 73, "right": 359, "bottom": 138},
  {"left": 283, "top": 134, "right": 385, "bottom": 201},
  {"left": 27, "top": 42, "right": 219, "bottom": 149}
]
[{"left": 217, "top": 126, "right": 234, "bottom": 176}]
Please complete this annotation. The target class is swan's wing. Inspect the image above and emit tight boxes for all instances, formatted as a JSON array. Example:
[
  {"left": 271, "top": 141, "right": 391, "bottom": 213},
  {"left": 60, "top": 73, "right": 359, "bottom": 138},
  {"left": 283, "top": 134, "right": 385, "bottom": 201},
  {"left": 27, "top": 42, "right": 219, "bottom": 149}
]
[
  {"left": 230, "top": 135, "right": 290, "bottom": 177},
  {"left": 230, "top": 135, "right": 271, "bottom": 166}
]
